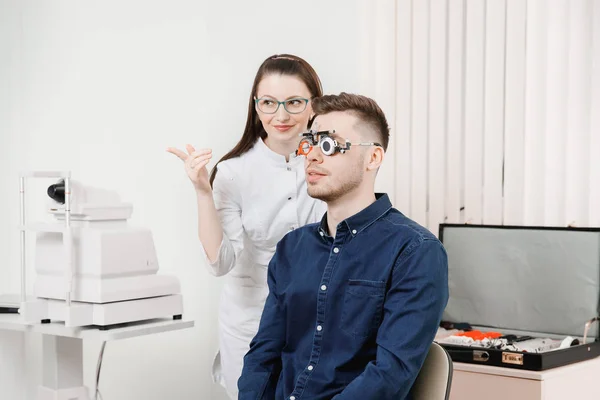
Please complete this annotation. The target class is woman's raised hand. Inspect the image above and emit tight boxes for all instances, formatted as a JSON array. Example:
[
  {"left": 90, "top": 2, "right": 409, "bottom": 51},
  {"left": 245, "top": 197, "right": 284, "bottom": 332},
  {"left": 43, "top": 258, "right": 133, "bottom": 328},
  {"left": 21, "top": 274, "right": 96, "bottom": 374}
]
[{"left": 167, "top": 144, "right": 213, "bottom": 194}]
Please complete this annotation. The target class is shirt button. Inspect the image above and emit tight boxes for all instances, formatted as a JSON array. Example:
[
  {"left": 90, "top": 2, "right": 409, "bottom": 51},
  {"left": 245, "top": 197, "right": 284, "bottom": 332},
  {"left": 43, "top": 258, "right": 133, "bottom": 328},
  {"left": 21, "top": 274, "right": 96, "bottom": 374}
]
[
  {"left": 307, "top": 365, "right": 314, "bottom": 371},
  {"left": 319, "top": 231, "right": 324, "bottom": 237},
  {"left": 287, "top": 167, "right": 292, "bottom": 171},
  {"left": 288, "top": 196, "right": 292, "bottom": 200},
  {"left": 317, "top": 325, "right": 323, "bottom": 332},
  {"left": 352, "top": 229, "right": 357, "bottom": 234},
  {"left": 333, "top": 247, "right": 339, "bottom": 253},
  {"left": 290, "top": 397, "right": 296, "bottom": 400},
  {"left": 320, "top": 285, "right": 327, "bottom": 291}
]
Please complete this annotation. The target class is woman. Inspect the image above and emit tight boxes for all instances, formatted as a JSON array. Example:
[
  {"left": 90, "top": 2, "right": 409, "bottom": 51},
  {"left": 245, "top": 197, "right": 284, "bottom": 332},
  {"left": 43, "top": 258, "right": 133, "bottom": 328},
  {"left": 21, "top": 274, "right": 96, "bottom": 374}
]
[{"left": 167, "top": 54, "right": 326, "bottom": 398}]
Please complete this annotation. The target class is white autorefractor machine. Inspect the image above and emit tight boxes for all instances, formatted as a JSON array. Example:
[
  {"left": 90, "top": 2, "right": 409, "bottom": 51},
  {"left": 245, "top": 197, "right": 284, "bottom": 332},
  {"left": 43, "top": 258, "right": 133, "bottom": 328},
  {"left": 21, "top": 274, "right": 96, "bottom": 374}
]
[
  {"left": 0, "top": 171, "right": 191, "bottom": 400},
  {"left": 18, "top": 170, "right": 183, "bottom": 327}
]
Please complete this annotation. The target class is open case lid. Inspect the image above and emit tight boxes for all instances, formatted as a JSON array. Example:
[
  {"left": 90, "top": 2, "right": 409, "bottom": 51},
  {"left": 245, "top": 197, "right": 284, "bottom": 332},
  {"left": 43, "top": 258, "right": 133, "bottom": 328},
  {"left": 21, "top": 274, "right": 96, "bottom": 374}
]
[{"left": 439, "top": 224, "right": 600, "bottom": 339}]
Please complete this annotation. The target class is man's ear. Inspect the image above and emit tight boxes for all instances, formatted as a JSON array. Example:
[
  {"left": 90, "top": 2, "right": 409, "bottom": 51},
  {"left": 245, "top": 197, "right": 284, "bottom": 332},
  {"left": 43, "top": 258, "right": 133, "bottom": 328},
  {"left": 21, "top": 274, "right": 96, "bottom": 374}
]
[{"left": 366, "top": 146, "right": 385, "bottom": 171}]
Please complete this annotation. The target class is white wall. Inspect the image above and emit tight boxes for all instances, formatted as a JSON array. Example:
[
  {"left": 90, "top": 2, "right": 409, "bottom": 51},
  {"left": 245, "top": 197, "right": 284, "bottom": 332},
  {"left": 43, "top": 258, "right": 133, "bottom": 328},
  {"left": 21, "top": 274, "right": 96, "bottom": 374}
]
[
  {"left": 0, "top": 3, "right": 28, "bottom": 399},
  {"left": 0, "top": 1, "right": 369, "bottom": 399}
]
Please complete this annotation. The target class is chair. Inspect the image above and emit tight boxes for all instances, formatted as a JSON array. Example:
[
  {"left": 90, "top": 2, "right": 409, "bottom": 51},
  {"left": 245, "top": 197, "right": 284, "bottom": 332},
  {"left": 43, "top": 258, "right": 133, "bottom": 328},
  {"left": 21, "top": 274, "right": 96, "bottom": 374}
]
[{"left": 409, "top": 342, "right": 454, "bottom": 400}]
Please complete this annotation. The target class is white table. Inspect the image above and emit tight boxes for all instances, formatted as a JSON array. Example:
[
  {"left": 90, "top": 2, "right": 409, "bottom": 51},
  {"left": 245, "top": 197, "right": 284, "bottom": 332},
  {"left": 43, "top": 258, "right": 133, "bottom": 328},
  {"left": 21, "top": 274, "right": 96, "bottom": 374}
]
[
  {"left": 449, "top": 357, "right": 600, "bottom": 400},
  {"left": 0, "top": 313, "right": 194, "bottom": 400}
]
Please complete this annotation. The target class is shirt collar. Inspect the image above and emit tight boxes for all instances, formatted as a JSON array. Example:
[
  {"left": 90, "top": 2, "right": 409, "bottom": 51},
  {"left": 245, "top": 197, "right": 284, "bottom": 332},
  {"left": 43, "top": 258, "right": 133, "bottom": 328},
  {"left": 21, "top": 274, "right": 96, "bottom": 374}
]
[
  {"left": 317, "top": 193, "right": 393, "bottom": 238},
  {"left": 255, "top": 137, "right": 303, "bottom": 167}
]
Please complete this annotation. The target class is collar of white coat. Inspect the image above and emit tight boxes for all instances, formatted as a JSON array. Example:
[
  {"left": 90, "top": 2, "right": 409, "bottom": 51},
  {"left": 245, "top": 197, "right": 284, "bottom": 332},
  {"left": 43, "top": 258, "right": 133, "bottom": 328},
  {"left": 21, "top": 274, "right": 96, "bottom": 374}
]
[{"left": 255, "top": 137, "right": 304, "bottom": 167}]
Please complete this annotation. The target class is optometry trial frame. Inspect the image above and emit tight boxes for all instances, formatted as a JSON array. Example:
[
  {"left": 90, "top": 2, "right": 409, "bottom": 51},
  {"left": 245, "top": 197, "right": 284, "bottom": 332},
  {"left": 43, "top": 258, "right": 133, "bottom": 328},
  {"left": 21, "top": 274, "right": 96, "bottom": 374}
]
[{"left": 295, "top": 129, "right": 382, "bottom": 157}]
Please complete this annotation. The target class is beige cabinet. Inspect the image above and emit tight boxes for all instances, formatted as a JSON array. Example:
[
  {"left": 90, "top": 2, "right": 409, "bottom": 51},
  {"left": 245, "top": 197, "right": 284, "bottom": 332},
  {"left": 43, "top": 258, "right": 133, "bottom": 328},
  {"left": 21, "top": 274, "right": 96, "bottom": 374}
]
[{"left": 450, "top": 357, "right": 600, "bottom": 400}]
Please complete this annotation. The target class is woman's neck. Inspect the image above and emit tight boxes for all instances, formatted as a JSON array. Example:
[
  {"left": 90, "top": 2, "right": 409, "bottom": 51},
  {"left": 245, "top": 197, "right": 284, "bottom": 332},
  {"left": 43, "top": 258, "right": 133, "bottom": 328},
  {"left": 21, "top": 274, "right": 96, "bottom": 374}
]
[{"left": 263, "top": 136, "right": 297, "bottom": 162}]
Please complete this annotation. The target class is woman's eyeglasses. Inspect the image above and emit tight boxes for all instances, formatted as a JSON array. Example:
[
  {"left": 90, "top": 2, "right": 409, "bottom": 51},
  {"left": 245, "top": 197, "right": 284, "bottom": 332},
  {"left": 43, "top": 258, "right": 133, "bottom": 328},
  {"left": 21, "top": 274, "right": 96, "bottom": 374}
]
[{"left": 254, "top": 97, "right": 309, "bottom": 114}]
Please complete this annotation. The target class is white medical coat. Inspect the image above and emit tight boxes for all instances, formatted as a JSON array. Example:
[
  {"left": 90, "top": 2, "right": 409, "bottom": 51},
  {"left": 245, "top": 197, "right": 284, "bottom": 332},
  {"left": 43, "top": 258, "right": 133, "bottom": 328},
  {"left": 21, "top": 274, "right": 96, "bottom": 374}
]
[{"left": 202, "top": 138, "right": 326, "bottom": 398}]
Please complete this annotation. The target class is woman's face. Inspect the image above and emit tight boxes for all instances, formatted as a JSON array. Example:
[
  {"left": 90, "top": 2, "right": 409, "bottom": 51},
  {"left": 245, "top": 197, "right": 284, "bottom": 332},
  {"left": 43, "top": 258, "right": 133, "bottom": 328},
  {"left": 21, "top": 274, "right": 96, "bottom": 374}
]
[{"left": 255, "top": 73, "right": 313, "bottom": 144}]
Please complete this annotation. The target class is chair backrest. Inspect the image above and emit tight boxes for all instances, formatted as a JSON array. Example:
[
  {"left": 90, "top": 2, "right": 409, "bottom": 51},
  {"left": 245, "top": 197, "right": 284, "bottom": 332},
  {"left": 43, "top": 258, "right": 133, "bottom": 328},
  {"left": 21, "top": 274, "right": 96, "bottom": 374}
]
[{"left": 409, "top": 342, "right": 453, "bottom": 400}]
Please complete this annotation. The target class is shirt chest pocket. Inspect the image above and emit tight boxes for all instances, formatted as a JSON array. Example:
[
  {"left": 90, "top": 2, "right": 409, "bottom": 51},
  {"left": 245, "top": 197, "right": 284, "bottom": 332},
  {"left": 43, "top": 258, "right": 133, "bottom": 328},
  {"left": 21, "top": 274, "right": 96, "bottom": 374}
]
[{"left": 340, "top": 279, "right": 386, "bottom": 338}]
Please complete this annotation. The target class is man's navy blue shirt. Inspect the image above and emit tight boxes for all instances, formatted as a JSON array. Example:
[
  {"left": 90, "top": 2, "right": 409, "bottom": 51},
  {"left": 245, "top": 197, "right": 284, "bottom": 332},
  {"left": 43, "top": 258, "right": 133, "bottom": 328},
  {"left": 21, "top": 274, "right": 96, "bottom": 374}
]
[{"left": 238, "top": 194, "right": 449, "bottom": 400}]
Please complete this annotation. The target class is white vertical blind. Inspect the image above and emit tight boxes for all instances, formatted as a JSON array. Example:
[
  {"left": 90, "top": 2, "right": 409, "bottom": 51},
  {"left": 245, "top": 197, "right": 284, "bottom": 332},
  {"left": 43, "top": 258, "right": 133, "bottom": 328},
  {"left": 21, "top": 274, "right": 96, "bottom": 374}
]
[
  {"left": 483, "top": 0, "right": 506, "bottom": 225},
  {"left": 410, "top": 0, "right": 431, "bottom": 227},
  {"left": 395, "top": 0, "right": 413, "bottom": 215},
  {"left": 463, "top": 0, "right": 485, "bottom": 226},
  {"left": 445, "top": 0, "right": 466, "bottom": 225},
  {"left": 591, "top": 1, "right": 600, "bottom": 227},
  {"left": 544, "top": 0, "right": 569, "bottom": 226},
  {"left": 370, "top": 0, "right": 600, "bottom": 233},
  {"left": 523, "top": 0, "right": 548, "bottom": 227},
  {"left": 565, "top": 0, "right": 592, "bottom": 227},
  {"left": 503, "top": 0, "right": 527, "bottom": 226},
  {"left": 428, "top": 0, "right": 448, "bottom": 233},
  {"left": 358, "top": 0, "right": 398, "bottom": 204}
]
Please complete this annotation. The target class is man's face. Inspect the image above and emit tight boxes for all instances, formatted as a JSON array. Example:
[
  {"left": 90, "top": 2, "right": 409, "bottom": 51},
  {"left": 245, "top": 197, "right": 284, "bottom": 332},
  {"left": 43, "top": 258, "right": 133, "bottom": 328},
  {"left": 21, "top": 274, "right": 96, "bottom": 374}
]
[{"left": 304, "top": 111, "right": 367, "bottom": 202}]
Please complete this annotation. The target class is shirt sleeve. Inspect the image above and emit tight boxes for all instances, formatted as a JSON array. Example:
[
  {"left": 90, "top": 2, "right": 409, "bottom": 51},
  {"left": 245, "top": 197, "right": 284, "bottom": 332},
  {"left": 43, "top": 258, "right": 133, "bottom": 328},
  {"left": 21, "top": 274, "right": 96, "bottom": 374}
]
[
  {"left": 333, "top": 238, "right": 449, "bottom": 400},
  {"left": 199, "top": 163, "right": 245, "bottom": 277},
  {"left": 237, "top": 243, "right": 286, "bottom": 399}
]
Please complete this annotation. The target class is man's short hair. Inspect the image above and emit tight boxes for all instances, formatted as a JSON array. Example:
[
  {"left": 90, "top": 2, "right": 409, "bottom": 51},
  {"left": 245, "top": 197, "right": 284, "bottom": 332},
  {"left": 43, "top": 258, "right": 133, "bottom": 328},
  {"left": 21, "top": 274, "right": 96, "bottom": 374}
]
[{"left": 311, "top": 93, "right": 390, "bottom": 151}]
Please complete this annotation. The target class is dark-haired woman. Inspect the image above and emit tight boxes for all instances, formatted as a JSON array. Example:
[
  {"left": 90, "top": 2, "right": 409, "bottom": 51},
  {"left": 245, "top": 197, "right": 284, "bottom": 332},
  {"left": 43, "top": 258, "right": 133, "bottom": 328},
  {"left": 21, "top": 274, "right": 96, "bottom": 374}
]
[{"left": 167, "top": 54, "right": 326, "bottom": 398}]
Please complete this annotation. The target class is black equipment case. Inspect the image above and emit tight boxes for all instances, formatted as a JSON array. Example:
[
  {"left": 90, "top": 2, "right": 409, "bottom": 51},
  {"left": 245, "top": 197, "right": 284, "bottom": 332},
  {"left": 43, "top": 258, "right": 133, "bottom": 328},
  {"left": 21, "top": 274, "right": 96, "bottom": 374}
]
[{"left": 437, "top": 224, "right": 600, "bottom": 371}]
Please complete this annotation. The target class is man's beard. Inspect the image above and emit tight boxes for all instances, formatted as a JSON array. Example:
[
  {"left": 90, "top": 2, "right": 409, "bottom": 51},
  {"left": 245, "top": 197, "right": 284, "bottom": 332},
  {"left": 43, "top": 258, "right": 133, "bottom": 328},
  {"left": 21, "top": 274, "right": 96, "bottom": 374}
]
[{"left": 307, "top": 166, "right": 364, "bottom": 203}]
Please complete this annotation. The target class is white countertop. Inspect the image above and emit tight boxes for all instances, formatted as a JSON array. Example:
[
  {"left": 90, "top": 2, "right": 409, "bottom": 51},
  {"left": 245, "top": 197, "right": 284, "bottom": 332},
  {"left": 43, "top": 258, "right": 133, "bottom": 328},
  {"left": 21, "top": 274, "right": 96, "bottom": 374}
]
[{"left": 0, "top": 313, "right": 194, "bottom": 340}]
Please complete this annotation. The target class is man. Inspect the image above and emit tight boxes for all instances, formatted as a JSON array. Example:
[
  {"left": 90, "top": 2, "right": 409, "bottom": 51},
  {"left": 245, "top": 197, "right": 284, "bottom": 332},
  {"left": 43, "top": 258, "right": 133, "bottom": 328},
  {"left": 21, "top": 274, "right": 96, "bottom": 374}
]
[{"left": 238, "top": 93, "right": 449, "bottom": 400}]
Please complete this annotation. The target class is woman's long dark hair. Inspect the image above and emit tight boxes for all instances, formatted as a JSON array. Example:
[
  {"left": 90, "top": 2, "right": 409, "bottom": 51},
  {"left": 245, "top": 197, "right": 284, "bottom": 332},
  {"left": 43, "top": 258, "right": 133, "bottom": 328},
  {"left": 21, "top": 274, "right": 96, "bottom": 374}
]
[{"left": 209, "top": 54, "right": 323, "bottom": 187}]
